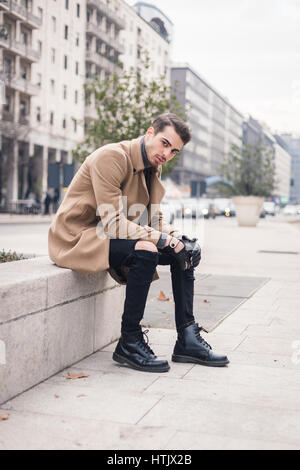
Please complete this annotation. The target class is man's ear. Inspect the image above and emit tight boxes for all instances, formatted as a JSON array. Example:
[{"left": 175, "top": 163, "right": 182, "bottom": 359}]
[{"left": 146, "top": 126, "right": 155, "bottom": 137}]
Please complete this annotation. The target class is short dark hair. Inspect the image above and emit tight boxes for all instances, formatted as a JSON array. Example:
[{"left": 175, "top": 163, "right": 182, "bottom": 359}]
[{"left": 151, "top": 113, "right": 191, "bottom": 145}]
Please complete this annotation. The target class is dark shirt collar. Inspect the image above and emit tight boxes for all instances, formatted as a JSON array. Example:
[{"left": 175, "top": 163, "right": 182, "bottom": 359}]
[{"left": 141, "top": 136, "right": 152, "bottom": 170}]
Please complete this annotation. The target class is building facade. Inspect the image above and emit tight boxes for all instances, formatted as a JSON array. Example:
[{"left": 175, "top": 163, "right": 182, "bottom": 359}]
[
  {"left": 280, "top": 134, "right": 300, "bottom": 202},
  {"left": 119, "top": 1, "right": 171, "bottom": 83},
  {"left": 0, "top": 0, "right": 42, "bottom": 208},
  {"left": 244, "top": 117, "right": 292, "bottom": 200},
  {"left": 0, "top": 0, "right": 171, "bottom": 211},
  {"left": 171, "top": 65, "right": 244, "bottom": 193}
]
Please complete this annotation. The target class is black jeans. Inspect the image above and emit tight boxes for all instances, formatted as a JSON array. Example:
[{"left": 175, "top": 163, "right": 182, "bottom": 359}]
[{"left": 109, "top": 239, "right": 195, "bottom": 334}]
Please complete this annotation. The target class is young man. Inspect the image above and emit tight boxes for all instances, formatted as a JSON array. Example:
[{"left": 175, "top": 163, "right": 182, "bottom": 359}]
[{"left": 48, "top": 113, "right": 229, "bottom": 373}]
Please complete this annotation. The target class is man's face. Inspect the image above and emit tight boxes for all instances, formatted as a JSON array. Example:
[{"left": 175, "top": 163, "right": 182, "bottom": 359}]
[{"left": 144, "top": 126, "right": 184, "bottom": 168}]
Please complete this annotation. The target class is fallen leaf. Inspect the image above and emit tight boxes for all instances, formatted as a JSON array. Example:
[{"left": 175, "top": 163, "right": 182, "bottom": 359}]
[
  {"left": 0, "top": 414, "right": 9, "bottom": 421},
  {"left": 54, "top": 394, "right": 60, "bottom": 399},
  {"left": 157, "top": 290, "right": 170, "bottom": 301},
  {"left": 65, "top": 372, "right": 89, "bottom": 380},
  {"left": 203, "top": 299, "right": 210, "bottom": 303}
]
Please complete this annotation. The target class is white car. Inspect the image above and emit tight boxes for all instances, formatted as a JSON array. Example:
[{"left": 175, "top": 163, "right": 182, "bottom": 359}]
[
  {"left": 283, "top": 205, "right": 300, "bottom": 216},
  {"left": 161, "top": 200, "right": 175, "bottom": 224},
  {"left": 263, "top": 201, "right": 276, "bottom": 216}
]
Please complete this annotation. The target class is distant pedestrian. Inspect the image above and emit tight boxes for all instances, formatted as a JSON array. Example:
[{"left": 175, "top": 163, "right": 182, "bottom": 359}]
[
  {"left": 44, "top": 192, "right": 51, "bottom": 215},
  {"left": 52, "top": 188, "right": 60, "bottom": 213}
]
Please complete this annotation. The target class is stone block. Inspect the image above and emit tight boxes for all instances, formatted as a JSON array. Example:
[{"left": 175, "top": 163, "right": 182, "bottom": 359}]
[
  {"left": 94, "top": 286, "right": 125, "bottom": 350},
  {"left": 45, "top": 298, "right": 95, "bottom": 377},
  {"left": 0, "top": 313, "right": 47, "bottom": 405}
]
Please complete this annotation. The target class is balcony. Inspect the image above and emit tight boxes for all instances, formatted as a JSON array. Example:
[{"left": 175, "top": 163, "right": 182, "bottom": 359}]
[
  {"left": 85, "top": 104, "right": 98, "bottom": 121},
  {"left": 0, "top": 73, "right": 40, "bottom": 95},
  {"left": 0, "top": 36, "right": 40, "bottom": 62},
  {"left": 86, "top": 22, "right": 124, "bottom": 54},
  {"left": 0, "top": 1, "right": 42, "bottom": 29},
  {"left": 2, "top": 110, "right": 14, "bottom": 122},
  {"left": 87, "top": 0, "right": 125, "bottom": 30},
  {"left": 19, "top": 115, "right": 29, "bottom": 126},
  {"left": 86, "top": 50, "right": 120, "bottom": 74}
]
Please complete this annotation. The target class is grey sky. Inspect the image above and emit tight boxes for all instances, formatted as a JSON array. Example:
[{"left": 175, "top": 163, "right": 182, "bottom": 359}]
[{"left": 127, "top": 0, "right": 300, "bottom": 135}]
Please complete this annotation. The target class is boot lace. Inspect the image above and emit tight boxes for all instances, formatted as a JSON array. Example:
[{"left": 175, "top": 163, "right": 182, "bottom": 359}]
[
  {"left": 137, "top": 329, "right": 155, "bottom": 356},
  {"left": 195, "top": 325, "right": 212, "bottom": 350}
]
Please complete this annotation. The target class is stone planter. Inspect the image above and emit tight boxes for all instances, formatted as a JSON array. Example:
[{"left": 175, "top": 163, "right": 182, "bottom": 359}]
[
  {"left": 0, "top": 257, "right": 125, "bottom": 405},
  {"left": 232, "top": 196, "right": 264, "bottom": 227}
]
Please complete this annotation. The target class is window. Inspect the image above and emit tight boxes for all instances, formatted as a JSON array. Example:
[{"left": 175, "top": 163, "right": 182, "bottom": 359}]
[
  {"left": 50, "top": 79, "right": 55, "bottom": 93},
  {"left": 20, "top": 99, "right": 27, "bottom": 117},
  {"left": 21, "top": 31, "right": 28, "bottom": 45},
  {"left": 62, "top": 118, "right": 66, "bottom": 129},
  {"left": 65, "top": 0, "right": 69, "bottom": 9},
  {"left": 64, "top": 55, "right": 68, "bottom": 69},
  {"left": 50, "top": 112, "right": 54, "bottom": 125},
  {"left": 74, "top": 119, "right": 77, "bottom": 133},
  {"left": 21, "top": 64, "right": 28, "bottom": 79},
  {"left": 52, "top": 16, "right": 56, "bottom": 32},
  {"left": 36, "top": 107, "right": 41, "bottom": 122},
  {"left": 51, "top": 48, "right": 56, "bottom": 63},
  {"left": 64, "top": 25, "right": 68, "bottom": 40},
  {"left": 76, "top": 3, "right": 80, "bottom": 17},
  {"left": 75, "top": 90, "right": 78, "bottom": 104},
  {"left": 75, "top": 62, "right": 79, "bottom": 75}
]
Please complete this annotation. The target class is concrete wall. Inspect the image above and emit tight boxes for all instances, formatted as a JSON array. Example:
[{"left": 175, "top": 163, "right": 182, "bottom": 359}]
[{"left": 0, "top": 256, "right": 125, "bottom": 405}]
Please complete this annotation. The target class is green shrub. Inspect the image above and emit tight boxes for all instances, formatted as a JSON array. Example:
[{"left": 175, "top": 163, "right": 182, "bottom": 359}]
[{"left": 0, "top": 249, "right": 25, "bottom": 263}]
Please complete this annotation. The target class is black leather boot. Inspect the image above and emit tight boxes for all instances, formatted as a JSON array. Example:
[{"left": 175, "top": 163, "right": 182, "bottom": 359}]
[
  {"left": 172, "top": 322, "right": 229, "bottom": 367},
  {"left": 113, "top": 328, "right": 170, "bottom": 373}
]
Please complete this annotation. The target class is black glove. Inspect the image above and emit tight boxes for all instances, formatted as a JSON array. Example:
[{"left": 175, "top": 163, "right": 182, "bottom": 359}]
[
  {"left": 160, "top": 236, "right": 201, "bottom": 271},
  {"left": 179, "top": 235, "right": 201, "bottom": 268}
]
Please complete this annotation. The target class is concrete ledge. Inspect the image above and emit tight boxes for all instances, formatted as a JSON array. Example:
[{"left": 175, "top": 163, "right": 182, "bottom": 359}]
[{"left": 0, "top": 257, "right": 125, "bottom": 405}]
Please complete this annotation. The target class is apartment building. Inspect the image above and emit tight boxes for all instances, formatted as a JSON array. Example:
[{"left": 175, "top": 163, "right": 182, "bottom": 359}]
[
  {"left": 0, "top": 0, "right": 42, "bottom": 208},
  {"left": 280, "top": 134, "right": 300, "bottom": 202},
  {"left": 171, "top": 64, "right": 244, "bottom": 192},
  {"left": 85, "top": 0, "right": 125, "bottom": 122},
  {"left": 119, "top": 1, "right": 172, "bottom": 83},
  {"left": 244, "top": 117, "right": 292, "bottom": 200},
  {"left": 0, "top": 0, "right": 171, "bottom": 211}
]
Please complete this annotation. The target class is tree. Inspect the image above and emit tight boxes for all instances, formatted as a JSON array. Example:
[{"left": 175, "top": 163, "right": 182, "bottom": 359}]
[
  {"left": 218, "top": 140, "right": 277, "bottom": 197},
  {"left": 73, "top": 60, "right": 187, "bottom": 177}
]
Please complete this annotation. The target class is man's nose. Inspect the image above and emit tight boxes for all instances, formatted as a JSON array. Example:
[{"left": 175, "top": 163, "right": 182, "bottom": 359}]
[{"left": 163, "top": 149, "right": 172, "bottom": 160}]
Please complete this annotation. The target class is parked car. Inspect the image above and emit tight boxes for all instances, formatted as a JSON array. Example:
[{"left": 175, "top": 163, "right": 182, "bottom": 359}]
[
  {"left": 283, "top": 204, "right": 300, "bottom": 216},
  {"left": 180, "top": 198, "right": 216, "bottom": 219},
  {"left": 263, "top": 201, "right": 276, "bottom": 216},
  {"left": 161, "top": 200, "right": 175, "bottom": 224},
  {"left": 214, "top": 198, "right": 235, "bottom": 217},
  {"left": 165, "top": 198, "right": 183, "bottom": 220}
]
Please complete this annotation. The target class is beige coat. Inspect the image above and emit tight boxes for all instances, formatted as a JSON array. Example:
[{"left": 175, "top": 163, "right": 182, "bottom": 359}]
[{"left": 48, "top": 136, "right": 176, "bottom": 275}]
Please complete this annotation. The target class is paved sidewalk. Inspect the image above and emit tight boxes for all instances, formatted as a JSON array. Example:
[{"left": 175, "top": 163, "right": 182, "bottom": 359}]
[
  {"left": 0, "top": 214, "right": 54, "bottom": 224},
  {"left": 1, "top": 217, "right": 300, "bottom": 450}
]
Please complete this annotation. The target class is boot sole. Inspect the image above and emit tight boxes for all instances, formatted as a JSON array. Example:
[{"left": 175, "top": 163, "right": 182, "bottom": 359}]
[
  {"left": 172, "top": 354, "right": 230, "bottom": 367},
  {"left": 113, "top": 352, "right": 170, "bottom": 373}
]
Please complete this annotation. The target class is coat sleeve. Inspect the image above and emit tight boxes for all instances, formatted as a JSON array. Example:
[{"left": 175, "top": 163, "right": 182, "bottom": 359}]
[{"left": 89, "top": 149, "right": 162, "bottom": 244}]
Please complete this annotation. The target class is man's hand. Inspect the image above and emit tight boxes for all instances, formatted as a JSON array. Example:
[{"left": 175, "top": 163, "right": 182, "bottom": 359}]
[
  {"left": 179, "top": 235, "right": 201, "bottom": 267},
  {"left": 160, "top": 235, "right": 201, "bottom": 270}
]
